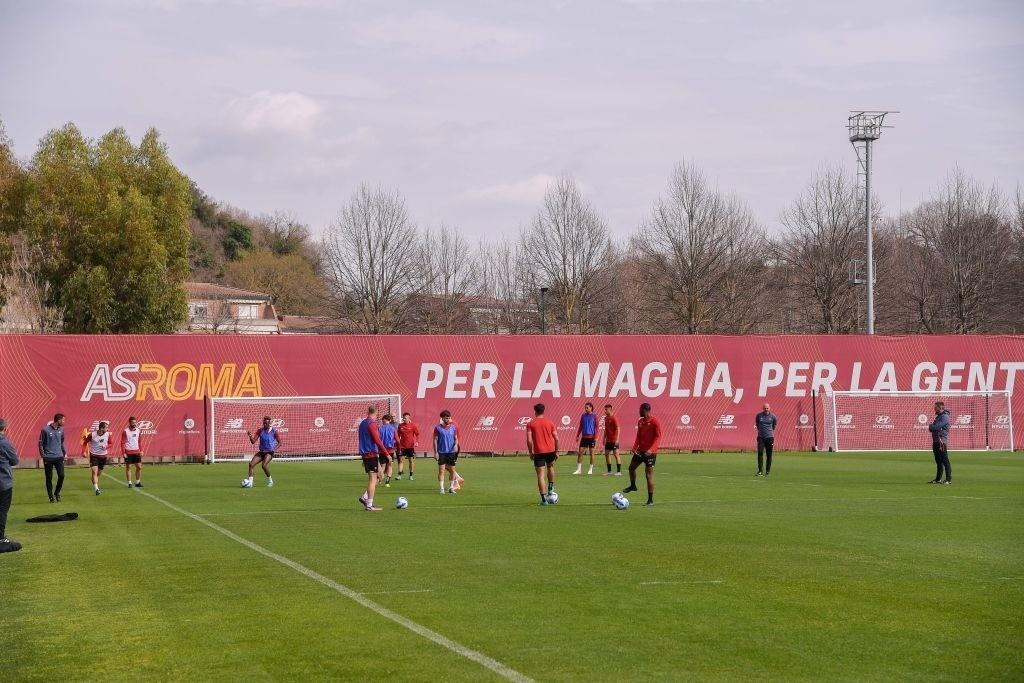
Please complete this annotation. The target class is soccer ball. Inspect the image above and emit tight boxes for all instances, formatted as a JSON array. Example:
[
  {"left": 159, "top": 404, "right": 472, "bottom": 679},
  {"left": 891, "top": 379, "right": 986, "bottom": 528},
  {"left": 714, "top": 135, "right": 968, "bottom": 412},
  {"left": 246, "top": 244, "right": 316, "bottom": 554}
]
[
  {"left": 545, "top": 491, "right": 559, "bottom": 505},
  {"left": 613, "top": 494, "right": 630, "bottom": 510},
  {"left": 611, "top": 492, "right": 624, "bottom": 505},
  {"left": 240, "top": 479, "right": 253, "bottom": 489},
  {"left": 395, "top": 496, "right": 409, "bottom": 510}
]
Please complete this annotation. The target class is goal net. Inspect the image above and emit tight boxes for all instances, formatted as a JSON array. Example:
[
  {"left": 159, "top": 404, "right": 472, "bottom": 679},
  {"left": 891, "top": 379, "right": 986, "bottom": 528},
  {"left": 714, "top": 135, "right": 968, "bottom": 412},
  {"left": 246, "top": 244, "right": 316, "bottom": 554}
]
[
  {"left": 821, "top": 390, "right": 1014, "bottom": 452},
  {"left": 207, "top": 394, "right": 402, "bottom": 463}
]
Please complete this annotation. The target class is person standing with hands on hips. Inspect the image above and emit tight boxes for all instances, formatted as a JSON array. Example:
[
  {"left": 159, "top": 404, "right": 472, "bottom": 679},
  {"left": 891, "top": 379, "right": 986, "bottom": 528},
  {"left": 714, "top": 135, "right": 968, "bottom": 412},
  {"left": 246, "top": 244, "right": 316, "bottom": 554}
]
[
  {"left": 755, "top": 403, "right": 778, "bottom": 477},
  {"left": 0, "top": 418, "right": 21, "bottom": 552}
]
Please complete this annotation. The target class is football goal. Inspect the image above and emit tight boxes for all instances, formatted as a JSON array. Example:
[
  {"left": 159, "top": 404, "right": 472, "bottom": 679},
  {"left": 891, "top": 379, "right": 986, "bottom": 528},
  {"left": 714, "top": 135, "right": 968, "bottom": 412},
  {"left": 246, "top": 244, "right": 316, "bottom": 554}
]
[
  {"left": 207, "top": 394, "right": 402, "bottom": 463},
  {"left": 820, "top": 390, "right": 1013, "bottom": 452}
]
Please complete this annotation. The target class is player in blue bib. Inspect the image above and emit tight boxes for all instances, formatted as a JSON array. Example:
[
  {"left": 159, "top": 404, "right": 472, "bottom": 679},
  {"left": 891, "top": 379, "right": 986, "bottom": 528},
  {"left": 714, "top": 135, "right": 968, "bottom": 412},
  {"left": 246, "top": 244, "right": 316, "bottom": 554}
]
[
  {"left": 433, "top": 410, "right": 465, "bottom": 494},
  {"left": 245, "top": 416, "right": 280, "bottom": 488}
]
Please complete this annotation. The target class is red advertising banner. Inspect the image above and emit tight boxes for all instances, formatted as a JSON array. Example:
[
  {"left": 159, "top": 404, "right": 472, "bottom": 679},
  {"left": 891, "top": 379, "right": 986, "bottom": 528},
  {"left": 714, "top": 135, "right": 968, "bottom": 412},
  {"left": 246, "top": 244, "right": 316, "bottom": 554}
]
[{"left": 2, "top": 334, "right": 1022, "bottom": 460}]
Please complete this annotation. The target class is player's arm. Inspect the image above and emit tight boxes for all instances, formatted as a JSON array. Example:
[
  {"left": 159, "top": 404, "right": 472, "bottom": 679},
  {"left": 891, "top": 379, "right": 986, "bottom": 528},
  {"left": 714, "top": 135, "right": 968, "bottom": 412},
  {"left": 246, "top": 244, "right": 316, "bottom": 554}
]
[
  {"left": 38, "top": 428, "right": 46, "bottom": 459},
  {"left": 651, "top": 418, "right": 663, "bottom": 452},
  {"left": 631, "top": 421, "right": 640, "bottom": 454},
  {"left": 60, "top": 429, "right": 66, "bottom": 457},
  {"left": 453, "top": 425, "right": 459, "bottom": 453},
  {"left": 575, "top": 417, "right": 582, "bottom": 439},
  {"left": 526, "top": 428, "right": 534, "bottom": 455},
  {"left": 433, "top": 428, "right": 440, "bottom": 458},
  {"left": 247, "top": 428, "right": 259, "bottom": 445},
  {"left": 120, "top": 430, "right": 127, "bottom": 455},
  {"left": 553, "top": 428, "right": 560, "bottom": 455}
]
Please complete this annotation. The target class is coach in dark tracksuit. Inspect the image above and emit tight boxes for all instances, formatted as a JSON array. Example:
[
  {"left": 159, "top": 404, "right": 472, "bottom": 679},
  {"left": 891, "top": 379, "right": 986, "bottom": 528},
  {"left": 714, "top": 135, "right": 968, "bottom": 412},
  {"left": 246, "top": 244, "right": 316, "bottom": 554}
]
[
  {"left": 0, "top": 418, "right": 21, "bottom": 550},
  {"left": 755, "top": 403, "right": 778, "bottom": 477},
  {"left": 928, "top": 402, "right": 952, "bottom": 485},
  {"left": 39, "top": 413, "right": 67, "bottom": 503}
]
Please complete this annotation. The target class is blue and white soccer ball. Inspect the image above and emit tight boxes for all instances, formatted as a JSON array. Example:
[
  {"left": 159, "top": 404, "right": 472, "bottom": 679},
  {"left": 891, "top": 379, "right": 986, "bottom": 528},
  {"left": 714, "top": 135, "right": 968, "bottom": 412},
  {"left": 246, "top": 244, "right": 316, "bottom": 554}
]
[
  {"left": 611, "top": 492, "right": 623, "bottom": 505},
  {"left": 240, "top": 478, "right": 253, "bottom": 489},
  {"left": 545, "top": 491, "right": 559, "bottom": 505},
  {"left": 613, "top": 493, "right": 630, "bottom": 510},
  {"left": 395, "top": 496, "right": 409, "bottom": 510}
]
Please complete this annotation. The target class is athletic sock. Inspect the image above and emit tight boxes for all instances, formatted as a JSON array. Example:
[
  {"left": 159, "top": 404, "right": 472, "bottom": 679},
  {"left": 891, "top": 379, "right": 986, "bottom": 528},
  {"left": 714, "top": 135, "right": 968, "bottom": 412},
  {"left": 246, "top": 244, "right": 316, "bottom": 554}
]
[
  {"left": 607, "top": 464, "right": 612, "bottom": 473},
  {"left": 367, "top": 498, "right": 373, "bottom": 508},
  {"left": 616, "top": 463, "right": 621, "bottom": 473}
]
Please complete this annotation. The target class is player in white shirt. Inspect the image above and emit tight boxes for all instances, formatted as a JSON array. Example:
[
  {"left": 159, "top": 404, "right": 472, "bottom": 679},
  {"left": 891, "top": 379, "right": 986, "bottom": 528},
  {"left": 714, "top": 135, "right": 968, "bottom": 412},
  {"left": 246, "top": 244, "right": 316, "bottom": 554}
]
[
  {"left": 121, "top": 417, "right": 144, "bottom": 488},
  {"left": 87, "top": 421, "right": 111, "bottom": 496}
]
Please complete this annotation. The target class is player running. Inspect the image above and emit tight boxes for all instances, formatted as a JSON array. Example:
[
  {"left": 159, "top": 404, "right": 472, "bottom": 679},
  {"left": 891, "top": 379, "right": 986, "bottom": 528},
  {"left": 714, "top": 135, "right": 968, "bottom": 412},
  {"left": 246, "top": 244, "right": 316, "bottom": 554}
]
[
  {"left": 357, "top": 406, "right": 387, "bottom": 511},
  {"left": 573, "top": 402, "right": 598, "bottom": 475},
  {"left": 379, "top": 414, "right": 397, "bottom": 487},
  {"left": 121, "top": 416, "right": 145, "bottom": 488},
  {"left": 526, "top": 403, "right": 559, "bottom": 505},
  {"left": 602, "top": 404, "right": 622, "bottom": 476},
  {"left": 87, "top": 421, "right": 111, "bottom": 496},
  {"left": 244, "top": 416, "right": 279, "bottom": 488},
  {"left": 621, "top": 403, "right": 662, "bottom": 506},
  {"left": 755, "top": 403, "right": 778, "bottom": 477},
  {"left": 434, "top": 410, "right": 464, "bottom": 494},
  {"left": 395, "top": 412, "right": 419, "bottom": 481},
  {"left": 928, "top": 401, "right": 952, "bottom": 485}
]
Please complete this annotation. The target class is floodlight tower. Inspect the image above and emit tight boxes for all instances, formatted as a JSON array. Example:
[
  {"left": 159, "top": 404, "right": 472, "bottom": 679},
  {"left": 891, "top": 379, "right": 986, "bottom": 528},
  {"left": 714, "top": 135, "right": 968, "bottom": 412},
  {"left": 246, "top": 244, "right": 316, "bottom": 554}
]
[{"left": 848, "top": 110, "right": 897, "bottom": 335}]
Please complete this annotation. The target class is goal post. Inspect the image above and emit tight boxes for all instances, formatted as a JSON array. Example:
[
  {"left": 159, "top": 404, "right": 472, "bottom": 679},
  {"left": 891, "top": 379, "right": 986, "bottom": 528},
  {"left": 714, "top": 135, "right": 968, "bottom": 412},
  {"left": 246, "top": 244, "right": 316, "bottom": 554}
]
[
  {"left": 821, "top": 390, "right": 1014, "bottom": 452},
  {"left": 207, "top": 394, "right": 402, "bottom": 463}
]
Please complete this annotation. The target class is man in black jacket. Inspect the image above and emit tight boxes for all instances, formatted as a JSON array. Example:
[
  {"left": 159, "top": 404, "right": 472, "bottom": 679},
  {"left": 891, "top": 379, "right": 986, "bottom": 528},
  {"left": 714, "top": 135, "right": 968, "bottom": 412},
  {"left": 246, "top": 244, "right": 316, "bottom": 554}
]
[
  {"left": 928, "top": 402, "right": 952, "bottom": 485},
  {"left": 39, "top": 413, "right": 67, "bottom": 502},
  {"left": 0, "top": 417, "right": 21, "bottom": 551}
]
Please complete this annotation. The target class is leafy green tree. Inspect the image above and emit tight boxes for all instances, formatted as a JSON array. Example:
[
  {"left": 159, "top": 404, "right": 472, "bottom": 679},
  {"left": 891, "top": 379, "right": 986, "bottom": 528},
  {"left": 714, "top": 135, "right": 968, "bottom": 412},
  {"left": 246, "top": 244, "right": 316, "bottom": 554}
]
[
  {"left": 22, "top": 124, "right": 191, "bottom": 332},
  {"left": 222, "top": 250, "right": 325, "bottom": 315}
]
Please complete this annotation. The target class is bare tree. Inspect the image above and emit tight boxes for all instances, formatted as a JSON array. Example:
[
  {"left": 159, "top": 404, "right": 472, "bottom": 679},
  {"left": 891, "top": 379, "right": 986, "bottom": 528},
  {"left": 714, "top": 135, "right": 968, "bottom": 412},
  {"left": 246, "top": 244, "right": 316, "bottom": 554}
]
[
  {"left": 898, "top": 170, "right": 1015, "bottom": 333},
  {"left": 632, "top": 161, "right": 768, "bottom": 333},
  {"left": 478, "top": 239, "right": 537, "bottom": 334},
  {"left": 0, "top": 233, "right": 62, "bottom": 332},
  {"left": 408, "top": 224, "right": 481, "bottom": 333},
  {"left": 321, "top": 185, "right": 420, "bottom": 333},
  {"left": 773, "top": 167, "right": 865, "bottom": 333},
  {"left": 521, "top": 176, "right": 614, "bottom": 333}
]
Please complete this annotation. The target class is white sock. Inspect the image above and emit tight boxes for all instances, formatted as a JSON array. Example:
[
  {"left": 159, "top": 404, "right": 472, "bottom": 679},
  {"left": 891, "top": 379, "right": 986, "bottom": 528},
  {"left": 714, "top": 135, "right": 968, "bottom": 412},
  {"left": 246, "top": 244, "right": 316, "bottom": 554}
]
[{"left": 366, "top": 498, "right": 373, "bottom": 508}]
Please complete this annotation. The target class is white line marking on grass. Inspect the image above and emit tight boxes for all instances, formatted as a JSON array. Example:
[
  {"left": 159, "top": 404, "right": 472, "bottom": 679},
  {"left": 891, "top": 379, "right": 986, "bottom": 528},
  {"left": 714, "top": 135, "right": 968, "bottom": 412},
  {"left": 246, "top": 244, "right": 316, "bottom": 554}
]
[
  {"left": 104, "top": 474, "right": 532, "bottom": 683},
  {"left": 640, "top": 580, "right": 724, "bottom": 586},
  {"left": 996, "top": 577, "right": 1024, "bottom": 581},
  {"left": 360, "top": 589, "right": 435, "bottom": 595}
]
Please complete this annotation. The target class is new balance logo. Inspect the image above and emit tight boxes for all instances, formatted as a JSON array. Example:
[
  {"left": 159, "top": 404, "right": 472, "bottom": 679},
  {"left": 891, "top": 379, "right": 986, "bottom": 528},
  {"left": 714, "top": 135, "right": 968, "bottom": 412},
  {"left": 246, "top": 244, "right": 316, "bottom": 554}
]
[
  {"left": 474, "top": 416, "right": 498, "bottom": 431},
  {"left": 837, "top": 414, "right": 854, "bottom": 425},
  {"left": 955, "top": 415, "right": 972, "bottom": 425},
  {"left": 224, "top": 418, "right": 245, "bottom": 430},
  {"left": 716, "top": 415, "right": 734, "bottom": 425}
]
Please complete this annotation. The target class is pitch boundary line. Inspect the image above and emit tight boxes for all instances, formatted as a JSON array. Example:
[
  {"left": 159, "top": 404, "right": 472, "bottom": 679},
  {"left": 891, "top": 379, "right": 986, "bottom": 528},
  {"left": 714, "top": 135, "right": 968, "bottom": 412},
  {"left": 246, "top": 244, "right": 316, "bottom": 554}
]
[
  {"left": 103, "top": 474, "right": 532, "bottom": 683},
  {"left": 640, "top": 580, "right": 724, "bottom": 586}
]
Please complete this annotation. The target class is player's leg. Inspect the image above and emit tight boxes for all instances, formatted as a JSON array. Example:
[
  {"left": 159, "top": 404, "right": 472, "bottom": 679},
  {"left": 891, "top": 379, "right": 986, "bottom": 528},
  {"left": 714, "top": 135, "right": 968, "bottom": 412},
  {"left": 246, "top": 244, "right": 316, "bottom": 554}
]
[
  {"left": 384, "top": 455, "right": 393, "bottom": 486},
  {"left": 623, "top": 454, "right": 640, "bottom": 493},
  {"left": 247, "top": 453, "right": 260, "bottom": 483},
  {"left": 408, "top": 451, "right": 415, "bottom": 480},
  {"left": 573, "top": 447, "right": 582, "bottom": 475},
  {"left": 546, "top": 460, "right": 555, "bottom": 493},
  {"left": 365, "top": 470, "right": 381, "bottom": 511},
  {"left": 134, "top": 460, "right": 143, "bottom": 487},
  {"left": 614, "top": 448, "right": 622, "bottom": 475},
  {"left": 395, "top": 453, "right": 403, "bottom": 479},
  {"left": 437, "top": 458, "right": 446, "bottom": 494},
  {"left": 90, "top": 463, "right": 101, "bottom": 494},
  {"left": 586, "top": 445, "right": 594, "bottom": 474},
  {"left": 535, "top": 463, "right": 548, "bottom": 504},
  {"left": 54, "top": 459, "right": 65, "bottom": 500},
  {"left": 930, "top": 445, "right": 942, "bottom": 483},
  {"left": 261, "top": 453, "right": 274, "bottom": 486},
  {"left": 940, "top": 446, "right": 952, "bottom": 484},
  {"left": 44, "top": 461, "right": 55, "bottom": 501},
  {"left": 604, "top": 446, "right": 612, "bottom": 475},
  {"left": 764, "top": 438, "right": 774, "bottom": 475},
  {"left": 446, "top": 465, "right": 458, "bottom": 493},
  {"left": 0, "top": 486, "right": 11, "bottom": 540},
  {"left": 756, "top": 437, "right": 764, "bottom": 475},
  {"left": 125, "top": 459, "right": 132, "bottom": 486},
  {"left": 644, "top": 461, "right": 656, "bottom": 506}
]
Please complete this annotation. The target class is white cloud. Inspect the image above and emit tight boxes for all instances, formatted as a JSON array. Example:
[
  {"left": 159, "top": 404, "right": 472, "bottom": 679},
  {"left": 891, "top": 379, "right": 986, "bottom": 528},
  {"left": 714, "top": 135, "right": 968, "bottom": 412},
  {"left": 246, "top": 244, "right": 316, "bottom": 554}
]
[
  {"left": 225, "top": 91, "right": 323, "bottom": 136},
  {"left": 353, "top": 11, "right": 540, "bottom": 60},
  {"left": 466, "top": 174, "right": 556, "bottom": 204}
]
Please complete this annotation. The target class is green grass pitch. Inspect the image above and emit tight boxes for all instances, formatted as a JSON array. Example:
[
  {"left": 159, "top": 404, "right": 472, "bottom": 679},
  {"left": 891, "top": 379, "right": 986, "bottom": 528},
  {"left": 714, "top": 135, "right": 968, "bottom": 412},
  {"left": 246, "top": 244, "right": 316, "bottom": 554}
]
[{"left": 3, "top": 452, "right": 1022, "bottom": 681}]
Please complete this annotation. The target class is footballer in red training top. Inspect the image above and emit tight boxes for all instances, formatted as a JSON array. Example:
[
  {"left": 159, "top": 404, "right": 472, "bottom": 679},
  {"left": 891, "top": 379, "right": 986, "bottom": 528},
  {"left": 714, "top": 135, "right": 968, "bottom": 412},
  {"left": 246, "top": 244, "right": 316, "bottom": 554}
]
[
  {"left": 622, "top": 402, "right": 662, "bottom": 506},
  {"left": 395, "top": 412, "right": 419, "bottom": 481},
  {"left": 525, "top": 402, "right": 559, "bottom": 505}
]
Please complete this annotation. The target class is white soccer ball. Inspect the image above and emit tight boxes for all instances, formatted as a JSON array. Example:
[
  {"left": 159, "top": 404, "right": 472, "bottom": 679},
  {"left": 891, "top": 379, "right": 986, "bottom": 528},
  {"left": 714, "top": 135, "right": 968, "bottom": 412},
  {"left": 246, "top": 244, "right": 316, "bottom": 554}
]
[
  {"left": 614, "top": 494, "right": 630, "bottom": 510},
  {"left": 240, "top": 478, "right": 252, "bottom": 489},
  {"left": 395, "top": 496, "right": 409, "bottom": 510},
  {"left": 611, "top": 492, "right": 624, "bottom": 505},
  {"left": 545, "top": 491, "right": 559, "bottom": 505}
]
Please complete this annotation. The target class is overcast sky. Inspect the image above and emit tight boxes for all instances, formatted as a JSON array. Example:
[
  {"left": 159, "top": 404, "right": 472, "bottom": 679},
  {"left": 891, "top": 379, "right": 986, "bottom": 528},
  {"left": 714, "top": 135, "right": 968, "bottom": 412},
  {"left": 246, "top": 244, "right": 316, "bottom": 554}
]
[{"left": 2, "top": 0, "right": 1022, "bottom": 238}]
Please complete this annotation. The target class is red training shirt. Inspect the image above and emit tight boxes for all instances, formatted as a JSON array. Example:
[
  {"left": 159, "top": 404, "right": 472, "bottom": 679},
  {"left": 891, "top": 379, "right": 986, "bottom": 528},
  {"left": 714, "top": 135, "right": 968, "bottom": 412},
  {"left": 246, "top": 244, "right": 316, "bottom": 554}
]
[
  {"left": 526, "top": 416, "right": 557, "bottom": 454},
  {"left": 603, "top": 415, "right": 620, "bottom": 444},
  {"left": 396, "top": 422, "right": 419, "bottom": 449},
  {"left": 632, "top": 416, "right": 662, "bottom": 454}
]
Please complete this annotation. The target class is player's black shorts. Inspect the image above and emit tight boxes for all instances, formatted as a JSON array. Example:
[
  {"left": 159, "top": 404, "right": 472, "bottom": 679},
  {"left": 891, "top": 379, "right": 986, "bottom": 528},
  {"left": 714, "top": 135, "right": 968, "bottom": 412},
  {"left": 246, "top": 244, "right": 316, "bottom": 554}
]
[
  {"left": 124, "top": 454, "right": 143, "bottom": 465},
  {"left": 438, "top": 452, "right": 458, "bottom": 466},
  {"left": 361, "top": 457, "right": 379, "bottom": 473},
  {"left": 378, "top": 453, "right": 392, "bottom": 467},
  {"left": 532, "top": 452, "right": 557, "bottom": 467},
  {"left": 631, "top": 452, "right": 657, "bottom": 467},
  {"left": 89, "top": 456, "right": 107, "bottom": 469},
  {"left": 255, "top": 451, "right": 274, "bottom": 461},
  {"left": 579, "top": 437, "right": 596, "bottom": 449},
  {"left": 399, "top": 448, "right": 415, "bottom": 459},
  {"left": 604, "top": 442, "right": 619, "bottom": 452}
]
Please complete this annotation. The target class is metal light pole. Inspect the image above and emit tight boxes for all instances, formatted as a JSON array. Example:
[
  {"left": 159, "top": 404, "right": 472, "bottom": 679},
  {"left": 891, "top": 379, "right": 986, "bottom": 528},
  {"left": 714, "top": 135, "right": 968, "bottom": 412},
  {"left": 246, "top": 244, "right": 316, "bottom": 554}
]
[
  {"left": 539, "top": 287, "right": 549, "bottom": 334},
  {"left": 848, "top": 110, "right": 896, "bottom": 335}
]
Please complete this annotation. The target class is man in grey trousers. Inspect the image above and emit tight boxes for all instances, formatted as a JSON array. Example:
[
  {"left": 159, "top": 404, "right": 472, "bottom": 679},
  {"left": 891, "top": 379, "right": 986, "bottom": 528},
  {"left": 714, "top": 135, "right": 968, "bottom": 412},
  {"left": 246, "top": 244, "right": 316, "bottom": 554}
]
[
  {"left": 39, "top": 413, "right": 67, "bottom": 502},
  {"left": 755, "top": 403, "right": 778, "bottom": 477},
  {"left": 0, "top": 417, "right": 22, "bottom": 551}
]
